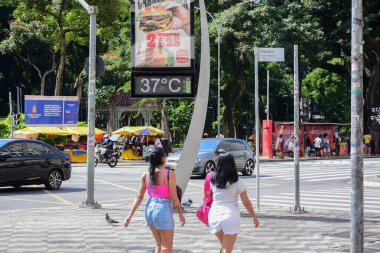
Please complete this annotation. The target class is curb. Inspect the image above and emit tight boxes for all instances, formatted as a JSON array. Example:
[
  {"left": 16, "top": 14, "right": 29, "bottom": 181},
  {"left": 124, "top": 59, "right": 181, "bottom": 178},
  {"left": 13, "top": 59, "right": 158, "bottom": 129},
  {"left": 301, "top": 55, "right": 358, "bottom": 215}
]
[{"left": 259, "top": 156, "right": 380, "bottom": 163}]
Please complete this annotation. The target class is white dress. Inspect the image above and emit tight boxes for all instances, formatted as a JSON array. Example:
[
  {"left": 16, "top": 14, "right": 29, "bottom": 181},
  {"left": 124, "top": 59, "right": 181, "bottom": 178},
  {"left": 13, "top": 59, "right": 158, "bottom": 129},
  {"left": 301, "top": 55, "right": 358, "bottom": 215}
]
[{"left": 208, "top": 178, "right": 247, "bottom": 234}]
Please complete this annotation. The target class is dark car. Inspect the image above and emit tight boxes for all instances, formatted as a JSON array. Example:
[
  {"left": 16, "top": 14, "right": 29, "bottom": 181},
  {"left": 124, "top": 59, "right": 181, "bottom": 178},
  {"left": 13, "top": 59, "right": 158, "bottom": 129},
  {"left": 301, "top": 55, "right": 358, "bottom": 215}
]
[
  {"left": 166, "top": 138, "right": 255, "bottom": 178},
  {"left": 0, "top": 139, "right": 72, "bottom": 190}
]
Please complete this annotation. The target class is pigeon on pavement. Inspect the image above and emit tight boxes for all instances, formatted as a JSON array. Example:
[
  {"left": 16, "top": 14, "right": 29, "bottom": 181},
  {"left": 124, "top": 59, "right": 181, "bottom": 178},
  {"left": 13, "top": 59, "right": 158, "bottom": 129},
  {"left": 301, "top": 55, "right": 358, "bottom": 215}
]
[
  {"left": 182, "top": 198, "right": 193, "bottom": 207},
  {"left": 106, "top": 213, "right": 119, "bottom": 225}
]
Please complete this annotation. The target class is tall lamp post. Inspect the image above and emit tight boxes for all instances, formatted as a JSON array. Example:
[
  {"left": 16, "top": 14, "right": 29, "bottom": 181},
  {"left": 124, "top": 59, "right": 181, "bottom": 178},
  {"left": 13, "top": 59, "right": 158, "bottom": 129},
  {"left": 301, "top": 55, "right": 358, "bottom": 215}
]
[
  {"left": 203, "top": 0, "right": 261, "bottom": 138},
  {"left": 77, "top": 0, "right": 101, "bottom": 209}
]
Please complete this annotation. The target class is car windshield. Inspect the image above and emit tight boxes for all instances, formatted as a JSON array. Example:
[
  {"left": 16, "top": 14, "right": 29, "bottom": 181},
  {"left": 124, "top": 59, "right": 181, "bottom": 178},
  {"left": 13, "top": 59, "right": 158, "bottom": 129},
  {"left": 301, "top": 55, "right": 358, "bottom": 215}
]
[{"left": 199, "top": 139, "right": 221, "bottom": 152}]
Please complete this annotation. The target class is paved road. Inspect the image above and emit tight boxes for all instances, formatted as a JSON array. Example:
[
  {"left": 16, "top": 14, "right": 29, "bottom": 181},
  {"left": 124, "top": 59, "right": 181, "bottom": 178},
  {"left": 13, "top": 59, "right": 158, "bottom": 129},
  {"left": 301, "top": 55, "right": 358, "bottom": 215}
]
[
  {"left": 0, "top": 158, "right": 379, "bottom": 214},
  {"left": 257, "top": 158, "right": 380, "bottom": 213}
]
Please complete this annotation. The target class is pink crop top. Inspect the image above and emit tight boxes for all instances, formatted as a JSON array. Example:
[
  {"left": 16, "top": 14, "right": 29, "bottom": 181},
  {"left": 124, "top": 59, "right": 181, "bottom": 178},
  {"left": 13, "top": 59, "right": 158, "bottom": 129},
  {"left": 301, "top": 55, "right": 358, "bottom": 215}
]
[{"left": 145, "top": 169, "right": 170, "bottom": 198}]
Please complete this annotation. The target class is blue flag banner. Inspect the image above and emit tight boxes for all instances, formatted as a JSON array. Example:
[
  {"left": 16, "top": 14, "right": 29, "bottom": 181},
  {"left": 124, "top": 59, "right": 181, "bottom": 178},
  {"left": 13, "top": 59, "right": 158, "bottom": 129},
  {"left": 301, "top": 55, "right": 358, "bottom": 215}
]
[{"left": 25, "top": 95, "right": 79, "bottom": 126}]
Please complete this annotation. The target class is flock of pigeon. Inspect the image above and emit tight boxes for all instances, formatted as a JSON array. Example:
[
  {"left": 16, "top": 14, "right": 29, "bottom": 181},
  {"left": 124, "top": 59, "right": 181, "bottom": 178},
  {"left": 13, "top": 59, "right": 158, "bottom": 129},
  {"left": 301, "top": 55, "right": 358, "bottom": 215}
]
[{"left": 105, "top": 198, "right": 193, "bottom": 225}]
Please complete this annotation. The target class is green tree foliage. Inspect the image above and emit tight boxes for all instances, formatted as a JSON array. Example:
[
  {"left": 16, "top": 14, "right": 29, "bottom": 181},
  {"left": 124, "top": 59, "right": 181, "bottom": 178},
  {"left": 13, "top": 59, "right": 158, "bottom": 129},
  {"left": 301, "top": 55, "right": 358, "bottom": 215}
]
[
  {"left": 0, "top": 113, "right": 26, "bottom": 137},
  {"left": 166, "top": 100, "right": 194, "bottom": 144},
  {"left": 206, "top": 1, "right": 323, "bottom": 136},
  {"left": 302, "top": 65, "right": 350, "bottom": 123},
  {"left": 305, "top": 0, "right": 380, "bottom": 131},
  {"left": 0, "top": 0, "right": 129, "bottom": 96}
]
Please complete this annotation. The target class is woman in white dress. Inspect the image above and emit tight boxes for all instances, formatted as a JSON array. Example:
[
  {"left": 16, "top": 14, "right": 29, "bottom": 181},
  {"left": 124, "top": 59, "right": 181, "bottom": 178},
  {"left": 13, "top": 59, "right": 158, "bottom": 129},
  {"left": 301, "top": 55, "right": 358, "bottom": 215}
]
[{"left": 208, "top": 153, "right": 259, "bottom": 253}]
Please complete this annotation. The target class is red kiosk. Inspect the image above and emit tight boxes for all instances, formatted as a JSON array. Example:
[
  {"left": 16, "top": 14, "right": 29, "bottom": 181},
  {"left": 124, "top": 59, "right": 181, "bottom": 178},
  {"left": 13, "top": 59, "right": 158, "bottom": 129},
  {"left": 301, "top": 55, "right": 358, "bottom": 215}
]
[{"left": 261, "top": 121, "right": 348, "bottom": 158}]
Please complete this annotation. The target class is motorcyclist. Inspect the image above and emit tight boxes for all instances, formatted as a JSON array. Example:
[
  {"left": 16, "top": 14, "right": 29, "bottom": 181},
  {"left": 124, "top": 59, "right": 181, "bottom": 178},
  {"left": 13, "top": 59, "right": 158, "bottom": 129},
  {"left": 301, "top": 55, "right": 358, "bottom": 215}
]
[{"left": 102, "top": 134, "right": 113, "bottom": 160}]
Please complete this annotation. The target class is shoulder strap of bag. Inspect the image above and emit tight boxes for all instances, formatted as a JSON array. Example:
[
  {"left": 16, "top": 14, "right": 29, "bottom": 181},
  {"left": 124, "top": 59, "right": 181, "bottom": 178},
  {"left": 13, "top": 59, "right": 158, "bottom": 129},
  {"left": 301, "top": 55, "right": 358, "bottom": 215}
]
[{"left": 204, "top": 172, "right": 213, "bottom": 197}]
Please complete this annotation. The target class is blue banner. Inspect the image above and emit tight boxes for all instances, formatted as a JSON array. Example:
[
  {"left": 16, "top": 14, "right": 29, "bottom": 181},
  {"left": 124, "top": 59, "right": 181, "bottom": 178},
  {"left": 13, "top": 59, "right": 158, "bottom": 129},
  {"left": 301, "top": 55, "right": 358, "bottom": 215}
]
[{"left": 25, "top": 96, "right": 78, "bottom": 126}]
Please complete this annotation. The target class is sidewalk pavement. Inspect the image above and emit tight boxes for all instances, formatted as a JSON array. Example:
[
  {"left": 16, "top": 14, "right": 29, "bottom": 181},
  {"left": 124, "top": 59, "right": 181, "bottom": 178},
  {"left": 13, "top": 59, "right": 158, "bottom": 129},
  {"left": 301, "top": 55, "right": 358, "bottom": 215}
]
[{"left": 1, "top": 203, "right": 380, "bottom": 253}]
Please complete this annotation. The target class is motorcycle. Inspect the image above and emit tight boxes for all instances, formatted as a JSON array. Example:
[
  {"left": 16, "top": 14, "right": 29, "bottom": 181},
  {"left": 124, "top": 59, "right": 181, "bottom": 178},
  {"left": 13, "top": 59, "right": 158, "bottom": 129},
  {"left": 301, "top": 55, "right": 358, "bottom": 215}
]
[{"left": 94, "top": 144, "right": 121, "bottom": 168}]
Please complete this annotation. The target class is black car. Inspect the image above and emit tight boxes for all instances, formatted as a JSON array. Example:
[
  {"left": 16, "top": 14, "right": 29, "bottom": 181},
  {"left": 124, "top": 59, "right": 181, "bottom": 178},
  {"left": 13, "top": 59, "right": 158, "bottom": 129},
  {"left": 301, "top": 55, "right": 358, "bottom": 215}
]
[{"left": 0, "top": 139, "right": 72, "bottom": 190}]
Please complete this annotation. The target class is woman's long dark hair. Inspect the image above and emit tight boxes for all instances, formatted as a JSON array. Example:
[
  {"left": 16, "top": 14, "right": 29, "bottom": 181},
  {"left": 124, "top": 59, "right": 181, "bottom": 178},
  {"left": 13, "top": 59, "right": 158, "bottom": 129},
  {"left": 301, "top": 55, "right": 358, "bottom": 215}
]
[
  {"left": 211, "top": 153, "right": 238, "bottom": 189},
  {"left": 148, "top": 147, "right": 166, "bottom": 190}
]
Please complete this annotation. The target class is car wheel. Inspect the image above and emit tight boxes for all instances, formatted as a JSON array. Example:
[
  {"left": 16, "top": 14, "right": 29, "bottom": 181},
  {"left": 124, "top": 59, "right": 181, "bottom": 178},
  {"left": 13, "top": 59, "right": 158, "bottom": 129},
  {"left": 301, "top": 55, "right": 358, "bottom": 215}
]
[
  {"left": 243, "top": 159, "right": 255, "bottom": 176},
  {"left": 108, "top": 157, "right": 118, "bottom": 168},
  {"left": 203, "top": 161, "right": 215, "bottom": 178},
  {"left": 45, "top": 169, "right": 63, "bottom": 190},
  {"left": 94, "top": 157, "right": 98, "bottom": 167}
]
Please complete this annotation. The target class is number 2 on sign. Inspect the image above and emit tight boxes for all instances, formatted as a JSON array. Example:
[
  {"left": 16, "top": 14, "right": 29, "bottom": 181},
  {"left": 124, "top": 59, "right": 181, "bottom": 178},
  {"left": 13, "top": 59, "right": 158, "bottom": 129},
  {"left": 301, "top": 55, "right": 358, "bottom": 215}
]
[{"left": 147, "top": 34, "right": 180, "bottom": 47}]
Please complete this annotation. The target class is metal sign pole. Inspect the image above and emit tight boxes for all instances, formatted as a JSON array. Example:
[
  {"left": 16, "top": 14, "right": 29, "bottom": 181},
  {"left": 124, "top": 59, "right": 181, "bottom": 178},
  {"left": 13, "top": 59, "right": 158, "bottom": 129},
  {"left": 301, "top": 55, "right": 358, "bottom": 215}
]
[
  {"left": 17, "top": 87, "right": 20, "bottom": 114},
  {"left": 350, "top": 0, "right": 364, "bottom": 251},
  {"left": 78, "top": 0, "right": 100, "bottom": 209},
  {"left": 9, "top": 92, "right": 13, "bottom": 138},
  {"left": 293, "top": 45, "right": 301, "bottom": 211},
  {"left": 254, "top": 46, "right": 260, "bottom": 210}
]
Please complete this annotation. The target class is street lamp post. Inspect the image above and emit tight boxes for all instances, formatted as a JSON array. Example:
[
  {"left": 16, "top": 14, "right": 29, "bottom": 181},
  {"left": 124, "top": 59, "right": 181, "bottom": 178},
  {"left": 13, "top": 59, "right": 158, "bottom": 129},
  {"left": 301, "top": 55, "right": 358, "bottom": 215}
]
[{"left": 77, "top": 0, "right": 101, "bottom": 209}]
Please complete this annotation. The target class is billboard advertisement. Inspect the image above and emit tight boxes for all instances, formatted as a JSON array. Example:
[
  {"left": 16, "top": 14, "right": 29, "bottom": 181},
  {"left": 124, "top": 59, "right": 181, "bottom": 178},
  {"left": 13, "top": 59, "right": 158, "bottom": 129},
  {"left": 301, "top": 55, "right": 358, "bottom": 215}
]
[
  {"left": 24, "top": 95, "right": 79, "bottom": 126},
  {"left": 131, "top": 0, "right": 195, "bottom": 98},
  {"left": 132, "top": 0, "right": 193, "bottom": 69}
]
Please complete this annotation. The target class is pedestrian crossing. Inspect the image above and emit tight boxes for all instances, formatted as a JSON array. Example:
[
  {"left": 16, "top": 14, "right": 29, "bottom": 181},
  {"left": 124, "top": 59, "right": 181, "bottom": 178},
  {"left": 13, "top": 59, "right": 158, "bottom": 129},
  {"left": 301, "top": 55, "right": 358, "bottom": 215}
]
[
  {"left": 258, "top": 187, "right": 380, "bottom": 214},
  {"left": 260, "top": 159, "right": 380, "bottom": 182}
]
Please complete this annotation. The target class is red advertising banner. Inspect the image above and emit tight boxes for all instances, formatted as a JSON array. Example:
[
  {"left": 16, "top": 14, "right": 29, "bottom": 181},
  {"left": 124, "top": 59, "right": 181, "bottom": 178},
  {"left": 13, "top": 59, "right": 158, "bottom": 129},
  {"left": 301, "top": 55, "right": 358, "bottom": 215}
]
[{"left": 274, "top": 123, "right": 336, "bottom": 154}]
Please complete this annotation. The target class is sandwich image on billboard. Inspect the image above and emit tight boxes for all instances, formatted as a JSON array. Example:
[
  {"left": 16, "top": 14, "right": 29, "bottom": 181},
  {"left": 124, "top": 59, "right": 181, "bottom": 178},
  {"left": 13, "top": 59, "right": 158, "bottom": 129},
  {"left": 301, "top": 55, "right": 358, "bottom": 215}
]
[
  {"left": 138, "top": 6, "right": 174, "bottom": 34},
  {"left": 132, "top": 0, "right": 194, "bottom": 69}
]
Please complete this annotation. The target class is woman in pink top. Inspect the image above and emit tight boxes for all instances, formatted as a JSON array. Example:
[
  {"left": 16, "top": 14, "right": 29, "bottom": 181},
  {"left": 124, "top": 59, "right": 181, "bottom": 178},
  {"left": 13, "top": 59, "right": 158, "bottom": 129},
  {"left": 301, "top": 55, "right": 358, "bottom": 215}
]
[{"left": 123, "top": 147, "right": 185, "bottom": 253}]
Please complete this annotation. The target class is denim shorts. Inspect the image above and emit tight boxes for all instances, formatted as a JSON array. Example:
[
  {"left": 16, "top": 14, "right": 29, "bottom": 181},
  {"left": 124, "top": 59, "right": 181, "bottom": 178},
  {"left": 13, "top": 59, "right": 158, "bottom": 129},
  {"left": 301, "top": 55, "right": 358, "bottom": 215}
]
[{"left": 145, "top": 197, "right": 174, "bottom": 230}]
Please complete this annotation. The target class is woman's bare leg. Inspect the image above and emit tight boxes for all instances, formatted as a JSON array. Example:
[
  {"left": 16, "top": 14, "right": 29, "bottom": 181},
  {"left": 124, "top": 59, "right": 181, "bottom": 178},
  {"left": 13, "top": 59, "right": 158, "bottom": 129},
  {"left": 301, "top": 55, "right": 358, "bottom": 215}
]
[
  {"left": 149, "top": 226, "right": 161, "bottom": 253},
  {"left": 220, "top": 233, "right": 238, "bottom": 253},
  {"left": 215, "top": 230, "right": 224, "bottom": 244},
  {"left": 158, "top": 229, "right": 174, "bottom": 253}
]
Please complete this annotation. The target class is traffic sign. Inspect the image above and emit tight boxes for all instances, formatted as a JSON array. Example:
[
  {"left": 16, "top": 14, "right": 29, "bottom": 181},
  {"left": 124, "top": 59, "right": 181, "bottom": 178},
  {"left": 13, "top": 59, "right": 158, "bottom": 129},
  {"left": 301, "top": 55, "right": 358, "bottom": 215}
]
[
  {"left": 258, "top": 48, "right": 285, "bottom": 62},
  {"left": 84, "top": 56, "right": 105, "bottom": 78}
]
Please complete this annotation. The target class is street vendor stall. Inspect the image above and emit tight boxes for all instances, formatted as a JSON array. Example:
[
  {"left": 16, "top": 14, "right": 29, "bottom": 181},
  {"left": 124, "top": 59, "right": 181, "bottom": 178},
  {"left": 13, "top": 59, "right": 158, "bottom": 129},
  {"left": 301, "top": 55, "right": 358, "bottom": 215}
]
[
  {"left": 15, "top": 126, "right": 106, "bottom": 163},
  {"left": 16, "top": 126, "right": 71, "bottom": 151},
  {"left": 113, "top": 126, "right": 165, "bottom": 160},
  {"left": 63, "top": 126, "right": 106, "bottom": 163}
]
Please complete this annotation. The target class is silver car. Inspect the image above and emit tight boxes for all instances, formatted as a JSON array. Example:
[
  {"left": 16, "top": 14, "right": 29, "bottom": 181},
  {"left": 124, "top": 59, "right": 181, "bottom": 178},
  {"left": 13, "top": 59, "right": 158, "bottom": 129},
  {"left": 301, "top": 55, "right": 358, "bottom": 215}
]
[{"left": 166, "top": 138, "right": 255, "bottom": 178}]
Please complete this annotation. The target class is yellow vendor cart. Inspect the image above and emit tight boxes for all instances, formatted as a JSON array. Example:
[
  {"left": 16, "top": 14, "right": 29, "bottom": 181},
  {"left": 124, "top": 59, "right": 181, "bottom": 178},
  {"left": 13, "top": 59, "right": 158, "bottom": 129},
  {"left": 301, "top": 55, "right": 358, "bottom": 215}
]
[{"left": 113, "top": 126, "right": 164, "bottom": 160}]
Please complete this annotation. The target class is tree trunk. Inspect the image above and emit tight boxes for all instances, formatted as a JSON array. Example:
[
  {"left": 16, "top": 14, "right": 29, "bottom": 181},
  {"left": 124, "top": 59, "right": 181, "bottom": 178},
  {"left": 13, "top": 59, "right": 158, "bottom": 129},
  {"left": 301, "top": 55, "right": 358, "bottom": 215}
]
[
  {"left": 55, "top": 34, "right": 66, "bottom": 96},
  {"left": 41, "top": 53, "right": 56, "bottom": 95},
  {"left": 222, "top": 97, "right": 234, "bottom": 137},
  {"left": 107, "top": 102, "right": 114, "bottom": 133},
  {"left": 18, "top": 53, "right": 55, "bottom": 96},
  {"left": 75, "top": 70, "right": 87, "bottom": 109},
  {"left": 221, "top": 60, "right": 246, "bottom": 137},
  {"left": 159, "top": 99, "right": 172, "bottom": 141}
]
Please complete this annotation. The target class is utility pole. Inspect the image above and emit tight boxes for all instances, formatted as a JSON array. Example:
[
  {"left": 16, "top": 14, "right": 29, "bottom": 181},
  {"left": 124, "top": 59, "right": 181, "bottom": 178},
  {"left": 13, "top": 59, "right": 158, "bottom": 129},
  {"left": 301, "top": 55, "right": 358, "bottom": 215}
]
[
  {"left": 9, "top": 92, "right": 13, "bottom": 138},
  {"left": 266, "top": 70, "right": 269, "bottom": 120},
  {"left": 350, "top": 0, "right": 364, "bottom": 251},
  {"left": 254, "top": 46, "right": 260, "bottom": 210},
  {"left": 293, "top": 45, "right": 301, "bottom": 211},
  {"left": 78, "top": 0, "right": 101, "bottom": 209},
  {"left": 16, "top": 87, "right": 20, "bottom": 114}
]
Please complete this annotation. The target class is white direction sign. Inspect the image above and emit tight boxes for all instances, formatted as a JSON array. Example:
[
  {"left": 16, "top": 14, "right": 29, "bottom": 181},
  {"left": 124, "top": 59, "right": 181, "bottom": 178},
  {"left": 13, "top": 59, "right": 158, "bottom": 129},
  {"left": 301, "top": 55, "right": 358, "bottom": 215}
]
[{"left": 258, "top": 47, "right": 285, "bottom": 62}]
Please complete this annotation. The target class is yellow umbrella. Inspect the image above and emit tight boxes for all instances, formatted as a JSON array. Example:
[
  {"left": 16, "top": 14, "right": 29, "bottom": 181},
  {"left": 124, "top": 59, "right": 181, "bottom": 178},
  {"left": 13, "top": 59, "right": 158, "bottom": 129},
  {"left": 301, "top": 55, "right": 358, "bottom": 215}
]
[
  {"left": 63, "top": 126, "right": 106, "bottom": 136},
  {"left": 20, "top": 127, "right": 70, "bottom": 136},
  {"left": 113, "top": 126, "right": 164, "bottom": 136},
  {"left": 11, "top": 130, "right": 39, "bottom": 139}
]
